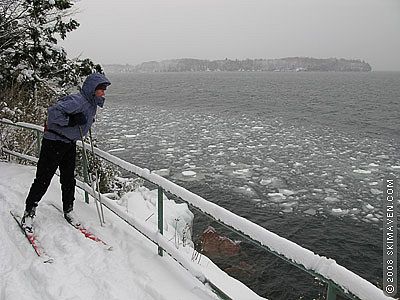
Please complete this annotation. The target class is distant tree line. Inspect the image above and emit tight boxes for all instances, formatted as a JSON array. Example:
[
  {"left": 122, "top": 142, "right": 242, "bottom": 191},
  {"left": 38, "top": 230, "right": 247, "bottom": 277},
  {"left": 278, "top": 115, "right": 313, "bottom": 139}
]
[{"left": 106, "top": 57, "right": 372, "bottom": 73}]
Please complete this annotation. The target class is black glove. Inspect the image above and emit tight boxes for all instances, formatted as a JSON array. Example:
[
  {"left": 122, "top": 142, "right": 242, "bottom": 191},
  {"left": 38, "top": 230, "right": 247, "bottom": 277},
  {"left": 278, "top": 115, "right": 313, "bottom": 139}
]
[{"left": 68, "top": 112, "right": 87, "bottom": 127}]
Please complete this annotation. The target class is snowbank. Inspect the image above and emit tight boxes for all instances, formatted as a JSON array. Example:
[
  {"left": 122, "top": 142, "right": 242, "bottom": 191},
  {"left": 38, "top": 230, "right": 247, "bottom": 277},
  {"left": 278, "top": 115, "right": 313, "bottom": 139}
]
[{"left": 0, "top": 162, "right": 264, "bottom": 300}]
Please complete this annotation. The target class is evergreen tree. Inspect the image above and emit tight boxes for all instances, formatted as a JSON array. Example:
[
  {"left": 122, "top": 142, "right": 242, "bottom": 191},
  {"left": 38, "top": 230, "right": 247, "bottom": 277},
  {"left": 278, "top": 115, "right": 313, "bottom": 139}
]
[
  {"left": 0, "top": 0, "right": 101, "bottom": 123},
  {"left": 0, "top": 1, "right": 123, "bottom": 195}
]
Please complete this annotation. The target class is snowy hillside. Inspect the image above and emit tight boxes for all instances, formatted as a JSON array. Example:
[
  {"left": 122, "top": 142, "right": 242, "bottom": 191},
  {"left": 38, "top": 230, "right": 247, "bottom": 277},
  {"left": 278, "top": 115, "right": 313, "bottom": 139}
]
[{"left": 0, "top": 162, "right": 264, "bottom": 300}]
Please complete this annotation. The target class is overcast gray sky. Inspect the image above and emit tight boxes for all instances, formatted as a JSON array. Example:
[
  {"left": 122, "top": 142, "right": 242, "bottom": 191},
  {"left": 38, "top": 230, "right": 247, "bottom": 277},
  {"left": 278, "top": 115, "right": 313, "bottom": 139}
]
[{"left": 60, "top": 0, "right": 400, "bottom": 71}]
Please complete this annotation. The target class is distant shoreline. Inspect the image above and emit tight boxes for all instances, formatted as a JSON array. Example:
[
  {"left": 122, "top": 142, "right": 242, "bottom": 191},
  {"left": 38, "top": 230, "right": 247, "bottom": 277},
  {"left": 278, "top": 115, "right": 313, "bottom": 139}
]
[{"left": 104, "top": 57, "right": 372, "bottom": 73}]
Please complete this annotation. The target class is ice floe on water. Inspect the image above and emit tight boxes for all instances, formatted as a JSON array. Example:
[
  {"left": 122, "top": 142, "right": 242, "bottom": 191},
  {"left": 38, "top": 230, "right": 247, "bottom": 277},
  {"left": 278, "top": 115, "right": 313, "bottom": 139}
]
[
  {"left": 353, "top": 169, "right": 371, "bottom": 174},
  {"left": 172, "top": 170, "right": 206, "bottom": 182},
  {"left": 152, "top": 168, "right": 171, "bottom": 177},
  {"left": 96, "top": 105, "right": 400, "bottom": 224},
  {"left": 108, "top": 147, "right": 126, "bottom": 153},
  {"left": 268, "top": 192, "right": 286, "bottom": 203},
  {"left": 182, "top": 170, "right": 197, "bottom": 177}
]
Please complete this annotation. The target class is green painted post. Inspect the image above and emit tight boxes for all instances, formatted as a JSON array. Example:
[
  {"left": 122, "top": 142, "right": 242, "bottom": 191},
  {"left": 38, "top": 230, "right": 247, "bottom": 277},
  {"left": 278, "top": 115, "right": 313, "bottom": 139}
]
[
  {"left": 327, "top": 282, "right": 337, "bottom": 300},
  {"left": 82, "top": 149, "right": 90, "bottom": 204},
  {"left": 158, "top": 187, "right": 164, "bottom": 256}
]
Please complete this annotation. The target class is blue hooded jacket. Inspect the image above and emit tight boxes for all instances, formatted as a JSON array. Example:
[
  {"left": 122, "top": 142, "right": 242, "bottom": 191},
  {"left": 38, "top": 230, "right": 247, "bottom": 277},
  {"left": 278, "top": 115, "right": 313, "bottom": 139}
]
[{"left": 44, "top": 73, "right": 111, "bottom": 142}]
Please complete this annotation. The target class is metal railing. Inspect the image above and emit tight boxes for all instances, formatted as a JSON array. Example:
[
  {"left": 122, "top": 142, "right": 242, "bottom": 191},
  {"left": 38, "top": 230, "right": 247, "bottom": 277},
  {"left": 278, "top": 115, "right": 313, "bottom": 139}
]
[{"left": 0, "top": 118, "right": 394, "bottom": 300}]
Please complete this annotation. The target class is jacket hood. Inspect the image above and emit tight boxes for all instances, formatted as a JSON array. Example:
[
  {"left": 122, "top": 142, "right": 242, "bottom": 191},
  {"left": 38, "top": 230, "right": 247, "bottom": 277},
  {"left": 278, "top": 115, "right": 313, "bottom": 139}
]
[{"left": 81, "top": 73, "right": 111, "bottom": 107}]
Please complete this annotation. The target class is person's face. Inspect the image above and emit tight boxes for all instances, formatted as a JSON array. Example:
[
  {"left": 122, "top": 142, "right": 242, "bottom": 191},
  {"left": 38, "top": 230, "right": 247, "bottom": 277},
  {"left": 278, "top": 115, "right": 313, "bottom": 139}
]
[{"left": 95, "top": 89, "right": 106, "bottom": 97}]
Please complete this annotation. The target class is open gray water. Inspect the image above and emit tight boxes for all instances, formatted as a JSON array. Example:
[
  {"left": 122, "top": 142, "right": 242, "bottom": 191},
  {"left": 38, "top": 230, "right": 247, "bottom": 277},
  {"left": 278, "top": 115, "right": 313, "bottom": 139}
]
[{"left": 95, "top": 71, "right": 400, "bottom": 299}]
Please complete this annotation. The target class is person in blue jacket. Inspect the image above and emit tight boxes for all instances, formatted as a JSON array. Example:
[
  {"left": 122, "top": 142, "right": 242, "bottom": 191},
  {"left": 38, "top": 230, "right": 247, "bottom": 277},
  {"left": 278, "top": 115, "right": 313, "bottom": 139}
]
[{"left": 21, "top": 73, "right": 111, "bottom": 231}]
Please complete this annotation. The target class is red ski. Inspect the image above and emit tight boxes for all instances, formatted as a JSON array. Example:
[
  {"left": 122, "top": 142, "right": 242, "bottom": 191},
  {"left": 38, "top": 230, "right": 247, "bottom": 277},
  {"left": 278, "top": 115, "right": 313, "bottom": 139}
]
[
  {"left": 73, "top": 224, "right": 112, "bottom": 250},
  {"left": 10, "top": 211, "right": 54, "bottom": 263},
  {"left": 50, "top": 204, "right": 112, "bottom": 251}
]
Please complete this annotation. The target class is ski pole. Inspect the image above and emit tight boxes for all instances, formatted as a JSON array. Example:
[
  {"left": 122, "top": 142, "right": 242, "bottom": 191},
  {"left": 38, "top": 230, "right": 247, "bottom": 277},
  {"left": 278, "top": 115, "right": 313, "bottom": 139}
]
[
  {"left": 79, "top": 126, "right": 104, "bottom": 227},
  {"left": 89, "top": 128, "right": 105, "bottom": 224}
]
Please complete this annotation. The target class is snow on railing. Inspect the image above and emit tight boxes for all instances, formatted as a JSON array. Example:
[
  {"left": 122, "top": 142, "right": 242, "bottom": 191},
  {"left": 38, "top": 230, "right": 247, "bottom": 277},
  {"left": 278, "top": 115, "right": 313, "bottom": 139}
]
[
  {"left": 2, "top": 148, "right": 38, "bottom": 163},
  {"left": 0, "top": 118, "right": 395, "bottom": 300},
  {"left": 1, "top": 118, "right": 44, "bottom": 132}
]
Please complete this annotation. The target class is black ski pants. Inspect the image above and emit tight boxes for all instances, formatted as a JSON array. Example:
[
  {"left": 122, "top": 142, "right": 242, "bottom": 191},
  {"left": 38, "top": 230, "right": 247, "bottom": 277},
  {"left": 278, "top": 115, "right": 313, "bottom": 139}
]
[{"left": 25, "top": 138, "right": 76, "bottom": 213}]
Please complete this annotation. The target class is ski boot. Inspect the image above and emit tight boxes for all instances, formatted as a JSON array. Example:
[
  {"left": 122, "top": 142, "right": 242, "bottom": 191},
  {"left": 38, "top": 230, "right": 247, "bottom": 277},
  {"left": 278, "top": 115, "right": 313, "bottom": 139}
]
[
  {"left": 64, "top": 210, "right": 81, "bottom": 227},
  {"left": 21, "top": 207, "right": 36, "bottom": 233}
]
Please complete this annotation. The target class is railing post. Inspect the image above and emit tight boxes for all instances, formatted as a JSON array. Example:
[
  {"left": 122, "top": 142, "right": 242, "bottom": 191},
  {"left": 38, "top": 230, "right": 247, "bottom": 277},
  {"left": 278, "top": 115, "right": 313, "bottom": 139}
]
[
  {"left": 81, "top": 148, "right": 90, "bottom": 204},
  {"left": 158, "top": 186, "right": 164, "bottom": 256},
  {"left": 327, "top": 282, "right": 337, "bottom": 300},
  {"left": 36, "top": 130, "right": 41, "bottom": 157}
]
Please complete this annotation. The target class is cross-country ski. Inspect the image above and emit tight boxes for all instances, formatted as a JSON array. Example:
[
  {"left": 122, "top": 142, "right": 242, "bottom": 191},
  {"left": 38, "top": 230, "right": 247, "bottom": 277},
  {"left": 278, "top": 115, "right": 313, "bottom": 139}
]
[
  {"left": 10, "top": 210, "right": 54, "bottom": 264},
  {"left": 50, "top": 203, "right": 112, "bottom": 251}
]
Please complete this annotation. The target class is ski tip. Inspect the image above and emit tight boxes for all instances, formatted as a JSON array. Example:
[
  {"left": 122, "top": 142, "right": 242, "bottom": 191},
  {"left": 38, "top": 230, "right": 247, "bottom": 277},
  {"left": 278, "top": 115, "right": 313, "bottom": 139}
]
[
  {"left": 106, "top": 246, "right": 113, "bottom": 251},
  {"left": 10, "top": 210, "right": 24, "bottom": 225},
  {"left": 10, "top": 210, "right": 20, "bottom": 218}
]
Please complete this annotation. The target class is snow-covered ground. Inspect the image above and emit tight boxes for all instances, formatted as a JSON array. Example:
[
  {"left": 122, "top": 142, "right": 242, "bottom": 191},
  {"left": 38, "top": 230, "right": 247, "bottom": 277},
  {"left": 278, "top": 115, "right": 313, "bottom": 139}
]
[{"left": 0, "top": 161, "right": 263, "bottom": 300}]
